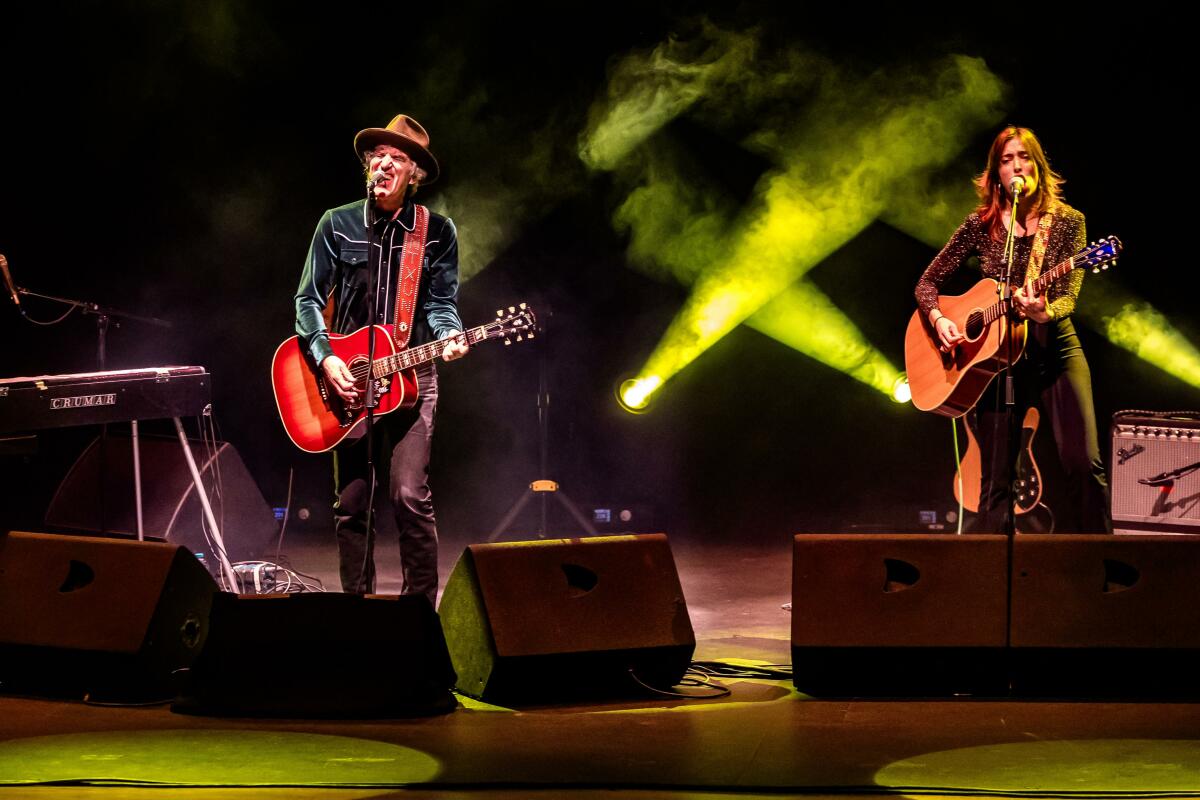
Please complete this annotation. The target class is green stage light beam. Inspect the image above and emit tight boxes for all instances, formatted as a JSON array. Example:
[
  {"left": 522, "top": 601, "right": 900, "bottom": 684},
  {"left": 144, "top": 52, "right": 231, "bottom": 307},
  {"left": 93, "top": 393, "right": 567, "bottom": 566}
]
[
  {"left": 875, "top": 739, "right": 1200, "bottom": 795},
  {"left": 582, "top": 30, "right": 1007, "bottom": 405},
  {"left": 1080, "top": 295, "right": 1200, "bottom": 390},
  {"left": 580, "top": 21, "right": 758, "bottom": 172},
  {"left": 745, "top": 280, "right": 903, "bottom": 397},
  {"left": 0, "top": 730, "right": 442, "bottom": 787}
]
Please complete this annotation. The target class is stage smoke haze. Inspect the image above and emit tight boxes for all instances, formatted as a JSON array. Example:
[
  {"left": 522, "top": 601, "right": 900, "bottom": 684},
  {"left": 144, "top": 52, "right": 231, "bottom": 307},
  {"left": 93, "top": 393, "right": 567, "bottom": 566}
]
[{"left": 581, "top": 21, "right": 1008, "bottom": 393}]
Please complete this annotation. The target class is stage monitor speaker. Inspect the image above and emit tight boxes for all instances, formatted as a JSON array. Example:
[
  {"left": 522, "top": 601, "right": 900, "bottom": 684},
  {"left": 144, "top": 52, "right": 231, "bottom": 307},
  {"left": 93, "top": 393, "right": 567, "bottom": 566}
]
[
  {"left": 0, "top": 531, "right": 217, "bottom": 700},
  {"left": 172, "top": 592, "right": 457, "bottom": 717},
  {"left": 1010, "top": 533, "right": 1200, "bottom": 696},
  {"left": 45, "top": 433, "right": 277, "bottom": 561},
  {"left": 438, "top": 533, "right": 695, "bottom": 703},
  {"left": 1110, "top": 412, "right": 1200, "bottom": 534},
  {"left": 792, "top": 534, "right": 1009, "bottom": 696}
]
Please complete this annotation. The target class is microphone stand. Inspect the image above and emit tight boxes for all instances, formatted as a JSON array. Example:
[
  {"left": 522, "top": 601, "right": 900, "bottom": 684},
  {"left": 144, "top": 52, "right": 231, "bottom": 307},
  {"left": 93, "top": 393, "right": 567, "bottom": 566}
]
[
  {"left": 11, "top": 285, "right": 173, "bottom": 539},
  {"left": 996, "top": 183, "right": 1025, "bottom": 668},
  {"left": 993, "top": 184, "right": 1026, "bottom": 536},
  {"left": 358, "top": 190, "right": 383, "bottom": 594},
  {"left": 11, "top": 287, "right": 171, "bottom": 368}
]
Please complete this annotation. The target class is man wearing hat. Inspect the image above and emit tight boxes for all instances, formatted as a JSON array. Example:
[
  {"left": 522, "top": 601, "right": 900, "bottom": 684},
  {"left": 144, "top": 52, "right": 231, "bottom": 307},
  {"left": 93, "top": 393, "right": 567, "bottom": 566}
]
[{"left": 294, "top": 114, "right": 467, "bottom": 602}]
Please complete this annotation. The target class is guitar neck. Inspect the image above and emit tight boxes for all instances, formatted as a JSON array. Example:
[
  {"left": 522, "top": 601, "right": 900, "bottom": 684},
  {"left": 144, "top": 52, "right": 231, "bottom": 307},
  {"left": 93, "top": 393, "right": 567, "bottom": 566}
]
[
  {"left": 371, "top": 325, "right": 489, "bottom": 378},
  {"left": 1030, "top": 256, "right": 1075, "bottom": 297},
  {"left": 980, "top": 254, "right": 1076, "bottom": 325}
]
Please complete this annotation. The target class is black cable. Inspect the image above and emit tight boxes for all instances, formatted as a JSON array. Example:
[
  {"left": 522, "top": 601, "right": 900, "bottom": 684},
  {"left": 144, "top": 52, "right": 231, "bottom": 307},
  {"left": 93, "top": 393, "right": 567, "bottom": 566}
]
[
  {"left": 689, "top": 661, "right": 793, "bottom": 680},
  {"left": 16, "top": 303, "right": 75, "bottom": 325},
  {"left": 275, "top": 467, "right": 293, "bottom": 566},
  {"left": 627, "top": 668, "right": 731, "bottom": 699},
  {"left": 1037, "top": 500, "right": 1057, "bottom": 534},
  {"left": 1115, "top": 409, "right": 1200, "bottom": 420},
  {"left": 228, "top": 561, "right": 326, "bottom": 594}
]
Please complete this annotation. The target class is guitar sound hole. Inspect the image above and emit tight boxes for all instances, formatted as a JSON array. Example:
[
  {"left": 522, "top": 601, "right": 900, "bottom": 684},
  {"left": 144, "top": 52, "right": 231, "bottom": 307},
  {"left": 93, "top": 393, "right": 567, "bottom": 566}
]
[
  {"left": 964, "top": 311, "right": 984, "bottom": 340},
  {"left": 342, "top": 357, "right": 375, "bottom": 410}
]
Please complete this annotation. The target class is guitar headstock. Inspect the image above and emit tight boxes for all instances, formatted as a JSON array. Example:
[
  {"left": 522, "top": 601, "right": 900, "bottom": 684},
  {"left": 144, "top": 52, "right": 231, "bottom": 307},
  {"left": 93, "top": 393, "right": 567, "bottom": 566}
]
[
  {"left": 1077, "top": 235, "right": 1122, "bottom": 274},
  {"left": 489, "top": 303, "right": 537, "bottom": 345}
]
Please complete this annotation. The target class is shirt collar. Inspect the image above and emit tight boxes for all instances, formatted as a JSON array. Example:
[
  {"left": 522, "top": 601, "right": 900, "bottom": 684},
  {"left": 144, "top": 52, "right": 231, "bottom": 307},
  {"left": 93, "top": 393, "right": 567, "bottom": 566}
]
[{"left": 373, "top": 198, "right": 416, "bottom": 232}]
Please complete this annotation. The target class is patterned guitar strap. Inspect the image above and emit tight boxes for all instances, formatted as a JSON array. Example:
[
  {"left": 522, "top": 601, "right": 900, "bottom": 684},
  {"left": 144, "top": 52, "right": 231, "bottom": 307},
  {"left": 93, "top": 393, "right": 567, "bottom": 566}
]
[
  {"left": 391, "top": 203, "right": 429, "bottom": 349},
  {"left": 1024, "top": 201, "right": 1058, "bottom": 291}
]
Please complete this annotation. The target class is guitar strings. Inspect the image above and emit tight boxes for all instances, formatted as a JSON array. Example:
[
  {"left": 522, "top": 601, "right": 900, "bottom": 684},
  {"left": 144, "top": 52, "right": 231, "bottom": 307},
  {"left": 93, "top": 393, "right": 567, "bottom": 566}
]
[
  {"left": 977, "top": 239, "right": 1114, "bottom": 326},
  {"left": 338, "top": 321, "right": 513, "bottom": 383}
]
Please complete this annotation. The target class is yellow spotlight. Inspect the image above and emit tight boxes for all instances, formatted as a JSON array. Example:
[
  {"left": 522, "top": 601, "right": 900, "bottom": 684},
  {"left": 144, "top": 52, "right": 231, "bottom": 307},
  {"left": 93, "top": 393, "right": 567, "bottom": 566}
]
[
  {"left": 745, "top": 281, "right": 903, "bottom": 397},
  {"left": 1076, "top": 282, "right": 1200, "bottom": 392},
  {"left": 617, "top": 376, "right": 662, "bottom": 414},
  {"left": 1099, "top": 302, "right": 1200, "bottom": 390},
  {"left": 891, "top": 374, "right": 912, "bottom": 404}
]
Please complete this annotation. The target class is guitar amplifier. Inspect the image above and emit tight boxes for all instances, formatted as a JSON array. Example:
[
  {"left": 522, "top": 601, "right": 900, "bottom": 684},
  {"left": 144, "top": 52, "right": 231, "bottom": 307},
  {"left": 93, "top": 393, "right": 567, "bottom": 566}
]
[{"left": 1111, "top": 412, "right": 1200, "bottom": 534}]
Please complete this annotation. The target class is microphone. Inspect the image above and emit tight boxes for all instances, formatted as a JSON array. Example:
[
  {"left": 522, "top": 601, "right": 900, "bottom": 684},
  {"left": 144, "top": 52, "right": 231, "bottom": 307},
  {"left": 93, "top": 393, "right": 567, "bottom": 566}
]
[
  {"left": 367, "top": 170, "right": 387, "bottom": 189},
  {"left": 0, "top": 253, "right": 19, "bottom": 307},
  {"left": 1010, "top": 176, "right": 1026, "bottom": 197}
]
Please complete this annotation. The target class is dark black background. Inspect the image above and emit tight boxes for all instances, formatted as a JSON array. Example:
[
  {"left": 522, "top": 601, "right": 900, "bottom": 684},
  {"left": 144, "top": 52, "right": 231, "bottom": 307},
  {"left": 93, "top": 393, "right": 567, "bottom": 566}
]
[{"left": 1, "top": 3, "right": 1194, "bottom": 547}]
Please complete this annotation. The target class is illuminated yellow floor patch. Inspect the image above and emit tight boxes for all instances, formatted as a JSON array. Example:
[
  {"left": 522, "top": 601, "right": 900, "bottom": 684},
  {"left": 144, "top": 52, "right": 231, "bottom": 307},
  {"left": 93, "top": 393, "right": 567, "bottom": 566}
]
[
  {"left": 0, "top": 730, "right": 441, "bottom": 786},
  {"left": 876, "top": 739, "right": 1200, "bottom": 793}
]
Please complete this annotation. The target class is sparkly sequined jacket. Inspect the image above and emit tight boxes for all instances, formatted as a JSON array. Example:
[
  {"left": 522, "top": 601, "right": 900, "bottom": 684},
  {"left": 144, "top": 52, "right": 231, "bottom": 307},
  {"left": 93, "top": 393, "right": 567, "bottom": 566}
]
[{"left": 915, "top": 203, "right": 1087, "bottom": 322}]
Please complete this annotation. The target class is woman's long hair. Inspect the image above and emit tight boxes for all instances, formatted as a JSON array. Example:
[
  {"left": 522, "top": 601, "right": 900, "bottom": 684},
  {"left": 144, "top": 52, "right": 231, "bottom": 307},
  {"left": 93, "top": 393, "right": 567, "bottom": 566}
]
[{"left": 975, "top": 126, "right": 1064, "bottom": 240}]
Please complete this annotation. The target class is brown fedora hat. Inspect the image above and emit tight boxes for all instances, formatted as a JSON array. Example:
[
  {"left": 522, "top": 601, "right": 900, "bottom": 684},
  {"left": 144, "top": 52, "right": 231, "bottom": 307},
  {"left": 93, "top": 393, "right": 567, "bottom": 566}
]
[{"left": 353, "top": 114, "right": 440, "bottom": 185}]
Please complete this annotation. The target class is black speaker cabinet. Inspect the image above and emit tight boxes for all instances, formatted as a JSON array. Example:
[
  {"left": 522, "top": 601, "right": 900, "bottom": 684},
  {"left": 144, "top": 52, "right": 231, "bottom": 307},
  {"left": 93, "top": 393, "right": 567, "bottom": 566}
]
[
  {"left": 792, "top": 534, "right": 1009, "bottom": 696},
  {"left": 172, "top": 592, "right": 457, "bottom": 717},
  {"left": 1111, "top": 413, "right": 1200, "bottom": 534},
  {"left": 0, "top": 531, "right": 217, "bottom": 700},
  {"left": 1010, "top": 534, "right": 1200, "bottom": 696},
  {"left": 438, "top": 534, "right": 695, "bottom": 703},
  {"left": 44, "top": 433, "right": 277, "bottom": 561}
]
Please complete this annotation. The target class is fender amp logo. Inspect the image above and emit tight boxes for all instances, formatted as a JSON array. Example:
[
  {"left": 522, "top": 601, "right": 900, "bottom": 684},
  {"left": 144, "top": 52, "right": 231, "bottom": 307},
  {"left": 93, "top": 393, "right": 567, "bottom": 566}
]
[
  {"left": 50, "top": 394, "right": 117, "bottom": 410},
  {"left": 1117, "top": 444, "right": 1144, "bottom": 465}
]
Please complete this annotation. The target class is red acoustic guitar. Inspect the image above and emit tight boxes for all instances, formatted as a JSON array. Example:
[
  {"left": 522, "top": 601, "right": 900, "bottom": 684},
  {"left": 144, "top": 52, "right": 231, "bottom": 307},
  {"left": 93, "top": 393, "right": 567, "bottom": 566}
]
[
  {"left": 272, "top": 305, "right": 535, "bottom": 453},
  {"left": 904, "top": 236, "right": 1120, "bottom": 417}
]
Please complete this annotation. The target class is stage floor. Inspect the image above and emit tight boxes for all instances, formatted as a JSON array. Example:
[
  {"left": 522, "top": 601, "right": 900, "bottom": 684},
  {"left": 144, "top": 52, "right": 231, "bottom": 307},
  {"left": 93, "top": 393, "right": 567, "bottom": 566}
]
[{"left": 2, "top": 535, "right": 1199, "bottom": 798}]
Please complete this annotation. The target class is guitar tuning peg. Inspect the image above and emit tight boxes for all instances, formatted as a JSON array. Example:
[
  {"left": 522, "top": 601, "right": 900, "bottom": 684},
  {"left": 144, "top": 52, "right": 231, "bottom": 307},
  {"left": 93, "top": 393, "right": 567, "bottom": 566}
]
[
  {"left": 527, "top": 331, "right": 535, "bottom": 339},
  {"left": 519, "top": 302, "right": 527, "bottom": 310},
  {"left": 508, "top": 306, "right": 515, "bottom": 313},
  {"left": 516, "top": 335, "right": 523, "bottom": 342},
  {"left": 497, "top": 309, "right": 503, "bottom": 317},
  {"left": 504, "top": 338, "right": 511, "bottom": 345}
]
